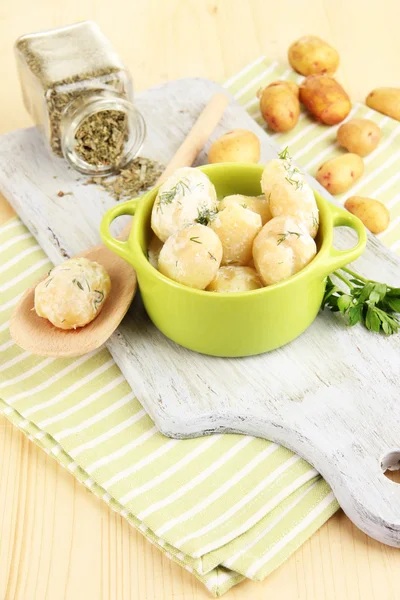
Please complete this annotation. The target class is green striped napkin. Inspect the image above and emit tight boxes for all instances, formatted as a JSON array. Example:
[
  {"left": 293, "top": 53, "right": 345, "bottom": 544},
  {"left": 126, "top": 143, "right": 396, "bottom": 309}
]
[{"left": 1, "top": 58, "right": 398, "bottom": 596}]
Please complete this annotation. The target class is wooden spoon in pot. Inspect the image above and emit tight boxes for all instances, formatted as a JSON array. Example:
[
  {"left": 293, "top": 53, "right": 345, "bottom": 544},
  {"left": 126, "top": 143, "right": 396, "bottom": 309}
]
[{"left": 10, "top": 93, "right": 229, "bottom": 357}]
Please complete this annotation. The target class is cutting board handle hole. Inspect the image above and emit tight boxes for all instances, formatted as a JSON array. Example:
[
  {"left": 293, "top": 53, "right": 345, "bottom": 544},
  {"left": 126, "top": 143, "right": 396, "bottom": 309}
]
[
  {"left": 332, "top": 226, "right": 359, "bottom": 252},
  {"left": 381, "top": 450, "right": 400, "bottom": 484}
]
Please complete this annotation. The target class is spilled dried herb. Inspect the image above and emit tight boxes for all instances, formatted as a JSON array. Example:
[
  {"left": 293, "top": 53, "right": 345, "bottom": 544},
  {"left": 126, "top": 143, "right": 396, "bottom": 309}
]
[{"left": 86, "top": 157, "right": 164, "bottom": 201}]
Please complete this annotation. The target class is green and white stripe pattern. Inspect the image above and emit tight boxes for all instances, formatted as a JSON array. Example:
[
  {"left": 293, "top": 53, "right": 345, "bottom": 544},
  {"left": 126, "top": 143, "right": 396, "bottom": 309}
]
[{"left": 1, "top": 58, "right": 398, "bottom": 596}]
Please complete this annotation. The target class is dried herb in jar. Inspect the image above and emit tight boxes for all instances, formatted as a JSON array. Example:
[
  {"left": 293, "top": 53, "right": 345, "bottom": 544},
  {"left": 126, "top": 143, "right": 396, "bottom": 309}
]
[
  {"left": 15, "top": 23, "right": 145, "bottom": 174},
  {"left": 74, "top": 109, "right": 128, "bottom": 167}
]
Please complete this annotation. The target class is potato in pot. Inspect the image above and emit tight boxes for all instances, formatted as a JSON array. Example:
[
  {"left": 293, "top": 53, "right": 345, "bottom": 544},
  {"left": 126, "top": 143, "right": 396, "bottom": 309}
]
[
  {"left": 316, "top": 153, "right": 364, "bottom": 195},
  {"left": 147, "top": 234, "right": 163, "bottom": 269},
  {"left": 258, "top": 81, "right": 300, "bottom": 133},
  {"left": 288, "top": 35, "right": 339, "bottom": 76},
  {"left": 337, "top": 118, "right": 381, "bottom": 157},
  {"left": 158, "top": 224, "right": 222, "bottom": 290},
  {"left": 151, "top": 167, "right": 217, "bottom": 242},
  {"left": 253, "top": 216, "right": 317, "bottom": 286},
  {"left": 299, "top": 75, "right": 351, "bottom": 125},
  {"left": 261, "top": 155, "right": 319, "bottom": 238},
  {"left": 218, "top": 194, "right": 272, "bottom": 225},
  {"left": 206, "top": 266, "right": 263, "bottom": 293},
  {"left": 209, "top": 203, "right": 262, "bottom": 266}
]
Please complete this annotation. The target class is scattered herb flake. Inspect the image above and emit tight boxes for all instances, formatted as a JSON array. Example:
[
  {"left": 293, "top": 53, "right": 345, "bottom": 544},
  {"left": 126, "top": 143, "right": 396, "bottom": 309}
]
[
  {"left": 277, "top": 231, "right": 301, "bottom": 245},
  {"left": 72, "top": 278, "right": 84, "bottom": 291},
  {"left": 190, "top": 236, "right": 202, "bottom": 244}
]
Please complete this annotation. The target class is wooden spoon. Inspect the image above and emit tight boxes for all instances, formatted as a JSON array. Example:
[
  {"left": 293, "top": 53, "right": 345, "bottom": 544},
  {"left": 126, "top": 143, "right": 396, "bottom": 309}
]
[{"left": 10, "top": 93, "right": 229, "bottom": 357}]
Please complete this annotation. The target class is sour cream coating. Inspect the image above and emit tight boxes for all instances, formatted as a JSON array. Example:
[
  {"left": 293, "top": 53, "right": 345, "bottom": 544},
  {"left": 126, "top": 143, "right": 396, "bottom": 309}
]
[
  {"left": 158, "top": 224, "right": 222, "bottom": 289},
  {"left": 218, "top": 194, "right": 272, "bottom": 225},
  {"left": 253, "top": 216, "right": 317, "bottom": 286},
  {"left": 209, "top": 203, "right": 262, "bottom": 266},
  {"left": 261, "top": 157, "right": 319, "bottom": 238},
  {"left": 151, "top": 167, "right": 218, "bottom": 242},
  {"left": 35, "top": 257, "right": 111, "bottom": 330},
  {"left": 206, "top": 266, "right": 263, "bottom": 293},
  {"left": 147, "top": 234, "right": 163, "bottom": 269}
]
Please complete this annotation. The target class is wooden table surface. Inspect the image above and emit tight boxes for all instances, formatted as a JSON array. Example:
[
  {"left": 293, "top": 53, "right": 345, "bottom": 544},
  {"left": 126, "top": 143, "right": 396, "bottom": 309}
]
[{"left": 1, "top": 1, "right": 400, "bottom": 598}]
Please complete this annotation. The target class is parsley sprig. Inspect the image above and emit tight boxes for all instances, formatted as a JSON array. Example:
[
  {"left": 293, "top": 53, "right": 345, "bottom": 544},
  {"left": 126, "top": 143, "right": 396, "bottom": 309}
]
[{"left": 322, "top": 267, "right": 400, "bottom": 335}]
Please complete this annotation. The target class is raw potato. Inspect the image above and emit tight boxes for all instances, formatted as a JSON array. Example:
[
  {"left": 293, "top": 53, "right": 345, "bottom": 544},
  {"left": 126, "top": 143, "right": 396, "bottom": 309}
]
[
  {"left": 209, "top": 203, "right": 262, "bottom": 265},
  {"left": 345, "top": 196, "right": 390, "bottom": 234},
  {"left": 208, "top": 129, "right": 260, "bottom": 164},
  {"left": 158, "top": 224, "right": 222, "bottom": 290},
  {"left": 316, "top": 153, "right": 364, "bottom": 195},
  {"left": 147, "top": 234, "right": 163, "bottom": 269},
  {"left": 288, "top": 35, "right": 339, "bottom": 76},
  {"left": 151, "top": 167, "right": 217, "bottom": 242},
  {"left": 299, "top": 75, "right": 351, "bottom": 125},
  {"left": 35, "top": 257, "right": 111, "bottom": 330},
  {"left": 218, "top": 194, "right": 272, "bottom": 224},
  {"left": 366, "top": 88, "right": 400, "bottom": 121},
  {"left": 337, "top": 118, "right": 381, "bottom": 157},
  {"left": 261, "top": 157, "right": 319, "bottom": 237},
  {"left": 253, "top": 216, "right": 317, "bottom": 286},
  {"left": 259, "top": 82, "right": 300, "bottom": 132},
  {"left": 262, "top": 80, "right": 299, "bottom": 98},
  {"left": 206, "top": 266, "right": 263, "bottom": 293}
]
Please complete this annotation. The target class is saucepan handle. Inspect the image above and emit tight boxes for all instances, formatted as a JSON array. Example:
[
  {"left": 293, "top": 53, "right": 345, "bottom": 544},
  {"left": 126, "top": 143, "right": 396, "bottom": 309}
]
[
  {"left": 100, "top": 197, "right": 141, "bottom": 264},
  {"left": 317, "top": 201, "right": 367, "bottom": 277}
]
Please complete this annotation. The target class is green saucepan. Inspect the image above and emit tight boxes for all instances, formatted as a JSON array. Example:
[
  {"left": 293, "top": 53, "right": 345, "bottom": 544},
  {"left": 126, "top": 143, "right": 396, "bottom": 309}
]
[{"left": 100, "top": 163, "right": 366, "bottom": 357}]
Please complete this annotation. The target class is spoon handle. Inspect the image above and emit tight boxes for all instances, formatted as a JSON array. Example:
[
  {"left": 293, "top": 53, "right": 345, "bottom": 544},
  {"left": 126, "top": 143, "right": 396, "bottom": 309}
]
[{"left": 119, "top": 92, "right": 228, "bottom": 240}]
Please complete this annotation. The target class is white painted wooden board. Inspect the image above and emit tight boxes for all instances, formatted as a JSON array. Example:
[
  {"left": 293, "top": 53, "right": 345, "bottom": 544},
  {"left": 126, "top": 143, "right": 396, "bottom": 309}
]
[{"left": 0, "top": 78, "right": 399, "bottom": 549}]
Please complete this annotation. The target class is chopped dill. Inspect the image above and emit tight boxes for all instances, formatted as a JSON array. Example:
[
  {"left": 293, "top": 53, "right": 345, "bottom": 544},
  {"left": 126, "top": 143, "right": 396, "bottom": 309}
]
[
  {"left": 190, "top": 236, "right": 202, "bottom": 244},
  {"left": 195, "top": 206, "right": 217, "bottom": 226},
  {"left": 157, "top": 177, "right": 191, "bottom": 212},
  {"left": 93, "top": 289, "right": 104, "bottom": 311},
  {"left": 277, "top": 231, "right": 302, "bottom": 245},
  {"left": 208, "top": 251, "right": 217, "bottom": 261},
  {"left": 72, "top": 278, "right": 84, "bottom": 291}
]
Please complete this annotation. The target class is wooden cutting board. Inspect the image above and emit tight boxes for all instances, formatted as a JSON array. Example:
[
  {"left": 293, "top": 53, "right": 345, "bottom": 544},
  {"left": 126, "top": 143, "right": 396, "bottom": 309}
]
[{"left": 0, "top": 77, "right": 399, "bottom": 549}]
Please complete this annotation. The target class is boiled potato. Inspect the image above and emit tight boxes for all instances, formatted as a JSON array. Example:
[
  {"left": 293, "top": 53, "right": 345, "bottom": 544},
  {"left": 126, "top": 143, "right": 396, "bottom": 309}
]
[
  {"left": 206, "top": 266, "right": 263, "bottom": 293},
  {"left": 209, "top": 203, "right": 262, "bottom": 265},
  {"left": 208, "top": 129, "right": 260, "bottom": 164},
  {"left": 35, "top": 257, "right": 111, "bottom": 330},
  {"left": 299, "top": 75, "right": 351, "bottom": 125},
  {"left": 218, "top": 194, "right": 272, "bottom": 225},
  {"left": 261, "top": 156, "right": 319, "bottom": 237},
  {"left": 345, "top": 196, "right": 390, "bottom": 234},
  {"left": 316, "top": 153, "right": 364, "bottom": 195},
  {"left": 366, "top": 88, "right": 400, "bottom": 121},
  {"left": 158, "top": 224, "right": 222, "bottom": 290},
  {"left": 147, "top": 234, "right": 163, "bottom": 269},
  {"left": 151, "top": 167, "right": 217, "bottom": 242},
  {"left": 288, "top": 35, "right": 339, "bottom": 76},
  {"left": 253, "top": 216, "right": 317, "bottom": 286},
  {"left": 259, "top": 82, "right": 300, "bottom": 132},
  {"left": 337, "top": 118, "right": 381, "bottom": 157}
]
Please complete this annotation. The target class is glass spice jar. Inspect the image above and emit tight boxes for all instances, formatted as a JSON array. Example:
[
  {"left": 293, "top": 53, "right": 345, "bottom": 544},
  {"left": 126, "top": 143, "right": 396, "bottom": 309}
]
[{"left": 15, "top": 21, "right": 146, "bottom": 175}]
